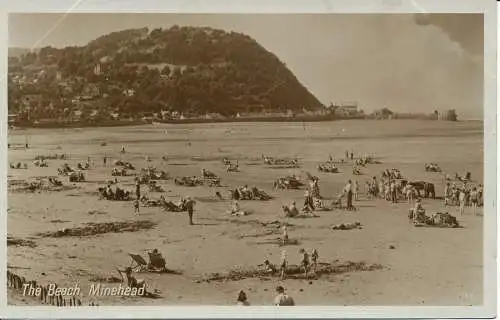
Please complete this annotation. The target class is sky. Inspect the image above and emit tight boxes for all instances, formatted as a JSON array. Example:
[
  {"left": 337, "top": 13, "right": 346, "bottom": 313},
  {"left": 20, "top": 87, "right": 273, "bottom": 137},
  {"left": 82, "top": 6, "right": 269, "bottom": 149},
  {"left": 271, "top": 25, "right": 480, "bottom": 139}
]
[{"left": 8, "top": 13, "right": 484, "bottom": 119}]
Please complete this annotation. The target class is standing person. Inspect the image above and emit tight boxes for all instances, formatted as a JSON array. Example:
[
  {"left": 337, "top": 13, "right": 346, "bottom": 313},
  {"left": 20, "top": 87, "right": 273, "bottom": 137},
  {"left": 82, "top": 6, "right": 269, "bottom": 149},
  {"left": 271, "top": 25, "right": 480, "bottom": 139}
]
[
  {"left": 274, "top": 286, "right": 295, "bottom": 306},
  {"left": 310, "top": 177, "right": 320, "bottom": 199},
  {"left": 344, "top": 180, "right": 353, "bottom": 210},
  {"left": 185, "top": 196, "right": 196, "bottom": 225},
  {"left": 311, "top": 249, "right": 319, "bottom": 274},
  {"left": 390, "top": 180, "right": 397, "bottom": 204},
  {"left": 134, "top": 199, "right": 140, "bottom": 213},
  {"left": 345, "top": 150, "right": 349, "bottom": 160},
  {"left": 282, "top": 225, "right": 289, "bottom": 246},
  {"left": 279, "top": 250, "right": 287, "bottom": 280},
  {"left": 103, "top": 154, "right": 107, "bottom": 167},
  {"left": 372, "top": 176, "right": 378, "bottom": 197},
  {"left": 379, "top": 180, "right": 384, "bottom": 199},
  {"left": 236, "top": 290, "right": 250, "bottom": 306},
  {"left": 106, "top": 184, "right": 113, "bottom": 200},
  {"left": 121, "top": 145, "right": 126, "bottom": 153},
  {"left": 459, "top": 187, "right": 466, "bottom": 216},
  {"left": 353, "top": 180, "right": 359, "bottom": 201},
  {"left": 299, "top": 248, "right": 310, "bottom": 278},
  {"left": 477, "top": 184, "right": 483, "bottom": 207},
  {"left": 444, "top": 182, "right": 450, "bottom": 206},
  {"left": 135, "top": 180, "right": 141, "bottom": 200},
  {"left": 470, "top": 187, "right": 478, "bottom": 216},
  {"left": 350, "top": 152, "right": 354, "bottom": 160}
]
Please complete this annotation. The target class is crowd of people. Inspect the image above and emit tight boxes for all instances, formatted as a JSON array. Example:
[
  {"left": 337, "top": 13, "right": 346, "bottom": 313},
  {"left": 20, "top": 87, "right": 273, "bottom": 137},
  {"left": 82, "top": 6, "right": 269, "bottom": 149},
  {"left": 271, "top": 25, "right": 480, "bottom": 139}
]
[
  {"left": 444, "top": 182, "right": 483, "bottom": 216},
  {"left": 21, "top": 144, "right": 482, "bottom": 307}
]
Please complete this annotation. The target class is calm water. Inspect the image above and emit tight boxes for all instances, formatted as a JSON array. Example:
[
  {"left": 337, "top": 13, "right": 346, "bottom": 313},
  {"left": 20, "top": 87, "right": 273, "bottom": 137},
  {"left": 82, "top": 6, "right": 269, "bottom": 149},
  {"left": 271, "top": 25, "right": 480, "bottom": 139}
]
[{"left": 9, "top": 119, "right": 483, "bottom": 174}]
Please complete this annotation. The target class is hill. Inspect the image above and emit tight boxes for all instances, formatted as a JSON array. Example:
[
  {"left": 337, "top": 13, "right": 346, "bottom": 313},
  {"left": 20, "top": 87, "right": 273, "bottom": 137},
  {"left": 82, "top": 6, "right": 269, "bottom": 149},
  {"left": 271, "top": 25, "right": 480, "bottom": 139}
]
[{"left": 8, "top": 26, "right": 324, "bottom": 122}]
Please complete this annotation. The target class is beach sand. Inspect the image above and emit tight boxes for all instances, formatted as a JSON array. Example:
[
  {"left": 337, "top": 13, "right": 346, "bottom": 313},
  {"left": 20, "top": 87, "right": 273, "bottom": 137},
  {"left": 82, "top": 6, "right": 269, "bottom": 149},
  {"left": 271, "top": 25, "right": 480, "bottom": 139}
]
[{"left": 7, "top": 120, "right": 483, "bottom": 306}]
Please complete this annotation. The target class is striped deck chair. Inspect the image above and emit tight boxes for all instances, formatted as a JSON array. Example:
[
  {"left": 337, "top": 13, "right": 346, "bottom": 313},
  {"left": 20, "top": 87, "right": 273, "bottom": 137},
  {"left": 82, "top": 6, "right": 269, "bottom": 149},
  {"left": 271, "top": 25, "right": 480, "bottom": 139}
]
[{"left": 128, "top": 253, "right": 148, "bottom": 272}]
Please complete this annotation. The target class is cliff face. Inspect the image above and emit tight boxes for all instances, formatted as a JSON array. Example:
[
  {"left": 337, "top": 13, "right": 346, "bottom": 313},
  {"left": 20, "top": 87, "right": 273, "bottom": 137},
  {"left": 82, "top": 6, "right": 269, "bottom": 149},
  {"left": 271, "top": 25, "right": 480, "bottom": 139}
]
[{"left": 8, "top": 26, "right": 324, "bottom": 119}]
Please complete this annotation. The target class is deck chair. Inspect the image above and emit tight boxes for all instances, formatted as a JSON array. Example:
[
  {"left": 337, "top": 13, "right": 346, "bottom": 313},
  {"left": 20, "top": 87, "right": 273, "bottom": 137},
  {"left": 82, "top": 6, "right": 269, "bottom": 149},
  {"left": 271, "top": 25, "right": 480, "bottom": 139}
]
[
  {"left": 147, "top": 252, "right": 167, "bottom": 271},
  {"left": 128, "top": 253, "right": 148, "bottom": 272}
]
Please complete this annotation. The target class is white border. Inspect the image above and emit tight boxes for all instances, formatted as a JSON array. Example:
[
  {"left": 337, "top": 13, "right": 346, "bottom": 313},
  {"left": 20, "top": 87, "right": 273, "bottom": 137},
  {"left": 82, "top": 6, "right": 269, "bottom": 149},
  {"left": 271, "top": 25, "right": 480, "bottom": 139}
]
[{"left": 0, "top": 0, "right": 497, "bottom": 318}]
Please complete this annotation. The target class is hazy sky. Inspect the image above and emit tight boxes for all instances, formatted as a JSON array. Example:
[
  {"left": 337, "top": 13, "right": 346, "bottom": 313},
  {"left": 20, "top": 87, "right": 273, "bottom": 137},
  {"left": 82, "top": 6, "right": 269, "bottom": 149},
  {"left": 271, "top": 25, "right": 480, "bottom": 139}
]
[{"left": 8, "top": 13, "right": 484, "bottom": 119}]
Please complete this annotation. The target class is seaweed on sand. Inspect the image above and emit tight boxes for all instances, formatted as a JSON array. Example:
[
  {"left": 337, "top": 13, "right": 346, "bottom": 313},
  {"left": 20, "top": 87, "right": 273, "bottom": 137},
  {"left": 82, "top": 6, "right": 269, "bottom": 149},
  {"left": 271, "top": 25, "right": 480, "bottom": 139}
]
[
  {"left": 37, "top": 220, "right": 157, "bottom": 238},
  {"left": 88, "top": 274, "right": 122, "bottom": 283},
  {"left": 8, "top": 178, "right": 78, "bottom": 193},
  {"left": 201, "top": 261, "right": 384, "bottom": 282},
  {"left": 7, "top": 236, "right": 37, "bottom": 248}
]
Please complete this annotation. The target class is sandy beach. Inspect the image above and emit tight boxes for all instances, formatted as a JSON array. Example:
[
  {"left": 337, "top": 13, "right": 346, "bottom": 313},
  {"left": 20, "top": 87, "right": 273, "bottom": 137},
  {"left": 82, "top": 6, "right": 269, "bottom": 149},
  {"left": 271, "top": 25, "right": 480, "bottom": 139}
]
[{"left": 7, "top": 119, "right": 483, "bottom": 306}]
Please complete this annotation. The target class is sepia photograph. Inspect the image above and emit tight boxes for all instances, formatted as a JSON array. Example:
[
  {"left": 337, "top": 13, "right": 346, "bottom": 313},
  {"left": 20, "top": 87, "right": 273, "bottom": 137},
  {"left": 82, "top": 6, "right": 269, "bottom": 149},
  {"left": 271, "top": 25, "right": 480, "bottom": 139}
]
[{"left": 2, "top": 2, "right": 497, "bottom": 317}]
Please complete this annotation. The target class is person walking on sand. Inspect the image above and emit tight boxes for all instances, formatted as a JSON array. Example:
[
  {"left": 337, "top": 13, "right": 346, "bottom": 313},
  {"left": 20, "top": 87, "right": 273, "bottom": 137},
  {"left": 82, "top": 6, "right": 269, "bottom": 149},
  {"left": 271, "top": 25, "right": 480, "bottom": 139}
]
[
  {"left": 459, "top": 188, "right": 466, "bottom": 216},
  {"left": 103, "top": 155, "right": 107, "bottom": 167},
  {"left": 274, "top": 286, "right": 295, "bottom": 306},
  {"left": 185, "top": 196, "right": 196, "bottom": 225}
]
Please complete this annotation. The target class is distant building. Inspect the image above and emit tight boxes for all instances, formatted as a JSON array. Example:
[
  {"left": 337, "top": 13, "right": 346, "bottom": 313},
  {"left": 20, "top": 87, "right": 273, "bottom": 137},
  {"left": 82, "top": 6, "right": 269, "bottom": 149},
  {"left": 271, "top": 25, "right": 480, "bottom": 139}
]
[
  {"left": 335, "top": 102, "right": 359, "bottom": 116},
  {"left": 437, "top": 109, "right": 458, "bottom": 121}
]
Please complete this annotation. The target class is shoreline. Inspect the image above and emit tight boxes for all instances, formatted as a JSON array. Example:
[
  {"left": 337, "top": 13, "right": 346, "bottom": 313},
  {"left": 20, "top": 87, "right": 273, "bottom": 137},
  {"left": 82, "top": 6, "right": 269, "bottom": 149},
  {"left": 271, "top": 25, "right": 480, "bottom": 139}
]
[{"left": 9, "top": 115, "right": 463, "bottom": 130}]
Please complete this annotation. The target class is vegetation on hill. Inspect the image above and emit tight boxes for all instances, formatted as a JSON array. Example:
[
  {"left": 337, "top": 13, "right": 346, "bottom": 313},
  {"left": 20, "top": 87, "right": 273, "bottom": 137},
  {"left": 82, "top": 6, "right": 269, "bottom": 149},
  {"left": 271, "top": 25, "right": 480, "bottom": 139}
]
[{"left": 8, "top": 26, "right": 324, "bottom": 122}]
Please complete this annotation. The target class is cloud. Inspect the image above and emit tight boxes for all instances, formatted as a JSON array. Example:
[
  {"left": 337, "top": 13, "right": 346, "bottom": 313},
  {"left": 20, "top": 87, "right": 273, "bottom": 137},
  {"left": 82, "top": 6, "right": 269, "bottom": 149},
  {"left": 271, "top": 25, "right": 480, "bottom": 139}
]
[{"left": 414, "top": 13, "right": 483, "bottom": 57}]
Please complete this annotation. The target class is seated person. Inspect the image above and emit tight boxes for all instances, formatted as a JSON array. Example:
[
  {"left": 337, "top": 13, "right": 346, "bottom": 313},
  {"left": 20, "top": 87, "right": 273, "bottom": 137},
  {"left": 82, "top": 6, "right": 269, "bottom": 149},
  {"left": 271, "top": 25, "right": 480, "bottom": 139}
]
[
  {"left": 413, "top": 198, "right": 426, "bottom": 222},
  {"left": 231, "top": 201, "right": 241, "bottom": 214},
  {"left": 240, "top": 185, "right": 251, "bottom": 199},
  {"left": 148, "top": 249, "right": 166, "bottom": 270},
  {"left": 263, "top": 259, "right": 277, "bottom": 274},
  {"left": 287, "top": 202, "right": 299, "bottom": 217}
]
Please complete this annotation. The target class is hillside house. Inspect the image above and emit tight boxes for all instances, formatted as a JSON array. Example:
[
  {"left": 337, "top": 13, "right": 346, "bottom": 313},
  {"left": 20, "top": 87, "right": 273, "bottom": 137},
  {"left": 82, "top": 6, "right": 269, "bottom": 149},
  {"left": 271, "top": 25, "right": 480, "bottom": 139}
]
[
  {"left": 72, "top": 110, "right": 83, "bottom": 122},
  {"left": 22, "top": 94, "right": 43, "bottom": 108},
  {"left": 94, "top": 63, "right": 102, "bottom": 76},
  {"left": 8, "top": 114, "right": 18, "bottom": 126},
  {"left": 123, "top": 89, "right": 136, "bottom": 97},
  {"left": 82, "top": 84, "right": 100, "bottom": 97}
]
